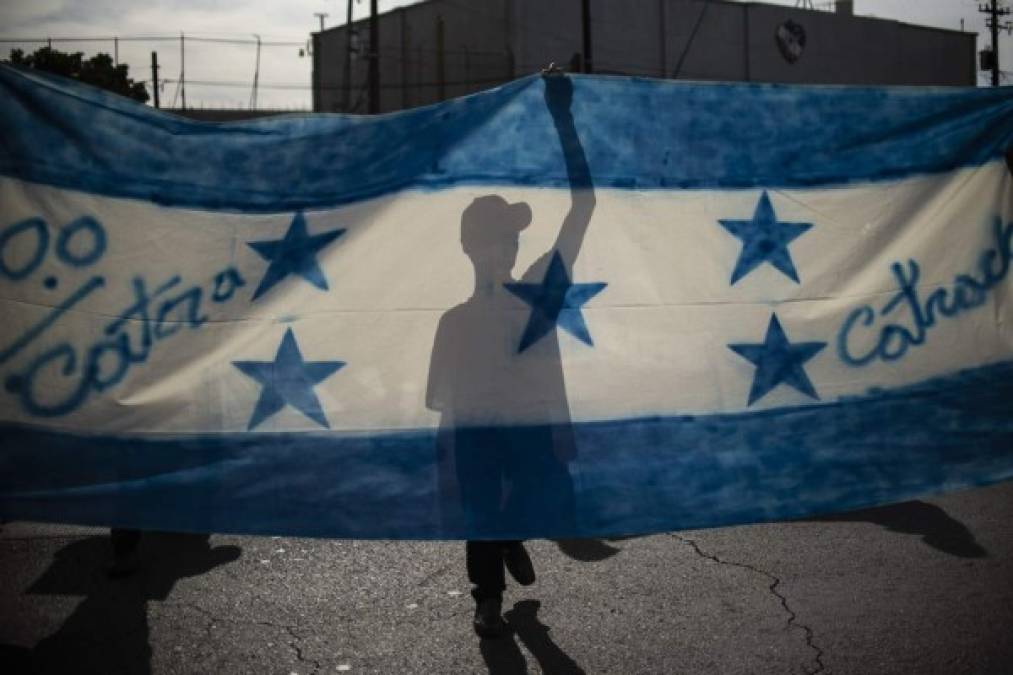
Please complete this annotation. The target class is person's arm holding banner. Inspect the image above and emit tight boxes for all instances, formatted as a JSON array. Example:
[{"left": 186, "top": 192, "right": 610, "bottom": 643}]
[{"left": 521, "top": 68, "right": 596, "bottom": 284}]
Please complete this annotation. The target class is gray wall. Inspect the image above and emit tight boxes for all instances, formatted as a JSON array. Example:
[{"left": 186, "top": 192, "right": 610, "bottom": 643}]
[
  {"left": 313, "top": 0, "right": 976, "bottom": 113},
  {"left": 745, "top": 3, "right": 975, "bottom": 85},
  {"left": 315, "top": 0, "right": 514, "bottom": 113}
]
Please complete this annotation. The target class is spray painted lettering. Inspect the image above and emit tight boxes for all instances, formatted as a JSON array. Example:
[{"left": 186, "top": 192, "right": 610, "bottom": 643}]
[
  {"left": 838, "top": 218, "right": 1012, "bottom": 366},
  {"left": 0, "top": 215, "right": 246, "bottom": 416}
]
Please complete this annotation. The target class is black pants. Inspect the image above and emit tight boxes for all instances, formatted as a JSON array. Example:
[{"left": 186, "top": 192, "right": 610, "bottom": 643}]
[
  {"left": 467, "top": 540, "right": 519, "bottom": 602},
  {"left": 110, "top": 527, "right": 141, "bottom": 559},
  {"left": 454, "top": 427, "right": 577, "bottom": 537}
]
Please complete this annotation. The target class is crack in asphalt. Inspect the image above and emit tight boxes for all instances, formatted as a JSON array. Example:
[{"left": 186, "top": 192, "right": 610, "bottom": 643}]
[
  {"left": 283, "top": 624, "right": 323, "bottom": 675},
  {"left": 228, "top": 571, "right": 327, "bottom": 674},
  {"left": 670, "top": 533, "right": 826, "bottom": 675},
  {"left": 166, "top": 601, "right": 323, "bottom": 674}
]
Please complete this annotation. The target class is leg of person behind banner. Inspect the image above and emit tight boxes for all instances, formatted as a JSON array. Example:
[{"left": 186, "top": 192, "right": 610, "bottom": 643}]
[
  {"left": 467, "top": 540, "right": 509, "bottom": 638},
  {"left": 466, "top": 539, "right": 537, "bottom": 638},
  {"left": 108, "top": 527, "right": 142, "bottom": 579}
]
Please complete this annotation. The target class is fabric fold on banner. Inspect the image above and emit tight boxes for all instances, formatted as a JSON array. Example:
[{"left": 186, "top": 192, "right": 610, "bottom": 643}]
[{"left": 0, "top": 63, "right": 1011, "bottom": 539}]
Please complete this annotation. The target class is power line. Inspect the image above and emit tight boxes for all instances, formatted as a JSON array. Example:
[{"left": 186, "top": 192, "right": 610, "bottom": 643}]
[
  {"left": 155, "top": 74, "right": 511, "bottom": 91},
  {"left": 0, "top": 35, "right": 305, "bottom": 47},
  {"left": 1, "top": 36, "right": 509, "bottom": 57}
]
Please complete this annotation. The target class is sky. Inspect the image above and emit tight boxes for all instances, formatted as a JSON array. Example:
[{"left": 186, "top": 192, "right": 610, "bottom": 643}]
[{"left": 0, "top": 0, "right": 1009, "bottom": 109}]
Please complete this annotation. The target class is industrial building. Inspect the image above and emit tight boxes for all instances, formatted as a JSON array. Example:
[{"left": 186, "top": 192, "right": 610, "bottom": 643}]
[{"left": 311, "top": 0, "right": 977, "bottom": 114}]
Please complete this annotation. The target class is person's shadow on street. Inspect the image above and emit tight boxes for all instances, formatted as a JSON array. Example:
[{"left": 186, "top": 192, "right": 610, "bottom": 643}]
[
  {"left": 480, "top": 600, "right": 585, "bottom": 675},
  {"left": 812, "top": 500, "right": 987, "bottom": 558},
  {"left": 553, "top": 538, "right": 625, "bottom": 562},
  {"left": 8, "top": 531, "right": 241, "bottom": 674}
]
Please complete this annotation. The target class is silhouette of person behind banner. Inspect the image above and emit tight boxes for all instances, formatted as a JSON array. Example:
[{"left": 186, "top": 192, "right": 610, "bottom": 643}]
[{"left": 426, "top": 71, "right": 596, "bottom": 638}]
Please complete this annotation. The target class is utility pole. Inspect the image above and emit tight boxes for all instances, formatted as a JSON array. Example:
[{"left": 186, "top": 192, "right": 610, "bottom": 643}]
[
  {"left": 436, "top": 15, "right": 445, "bottom": 101},
  {"left": 249, "top": 34, "right": 261, "bottom": 110},
  {"left": 994, "top": 0, "right": 1001, "bottom": 86},
  {"left": 344, "top": 0, "right": 353, "bottom": 112},
  {"left": 369, "top": 0, "right": 380, "bottom": 113},
  {"left": 581, "top": 0, "right": 593, "bottom": 73},
  {"left": 180, "top": 33, "right": 186, "bottom": 110},
  {"left": 400, "top": 8, "right": 409, "bottom": 108},
  {"left": 151, "top": 51, "right": 160, "bottom": 108},
  {"left": 315, "top": 12, "right": 329, "bottom": 31},
  {"left": 980, "top": 0, "right": 1012, "bottom": 86}
]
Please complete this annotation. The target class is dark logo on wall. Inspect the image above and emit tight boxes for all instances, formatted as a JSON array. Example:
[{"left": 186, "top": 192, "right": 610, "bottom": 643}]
[{"left": 775, "top": 20, "right": 806, "bottom": 64}]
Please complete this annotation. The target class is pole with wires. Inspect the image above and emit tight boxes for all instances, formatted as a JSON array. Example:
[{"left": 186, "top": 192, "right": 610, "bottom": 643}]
[
  {"left": 249, "top": 34, "right": 261, "bottom": 109},
  {"left": 180, "top": 32, "right": 186, "bottom": 109},
  {"left": 151, "top": 51, "right": 160, "bottom": 108},
  {"left": 344, "top": 0, "right": 353, "bottom": 111},
  {"left": 994, "top": 0, "right": 1001, "bottom": 86},
  {"left": 980, "top": 0, "right": 1012, "bottom": 86},
  {"left": 581, "top": 0, "right": 592, "bottom": 73},
  {"left": 369, "top": 0, "right": 379, "bottom": 113}
]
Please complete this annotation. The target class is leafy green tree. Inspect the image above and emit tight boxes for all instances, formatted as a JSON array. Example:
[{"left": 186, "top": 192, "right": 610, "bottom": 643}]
[{"left": 6, "top": 46, "right": 149, "bottom": 103}]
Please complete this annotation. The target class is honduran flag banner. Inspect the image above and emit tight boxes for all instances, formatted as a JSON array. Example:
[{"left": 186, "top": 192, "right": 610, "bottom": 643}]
[{"left": 1, "top": 64, "right": 1011, "bottom": 539}]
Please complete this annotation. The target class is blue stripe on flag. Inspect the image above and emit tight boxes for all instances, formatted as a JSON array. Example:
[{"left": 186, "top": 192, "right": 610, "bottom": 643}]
[
  {"left": 3, "top": 361, "right": 1011, "bottom": 539},
  {"left": 1, "top": 65, "right": 1011, "bottom": 212}
]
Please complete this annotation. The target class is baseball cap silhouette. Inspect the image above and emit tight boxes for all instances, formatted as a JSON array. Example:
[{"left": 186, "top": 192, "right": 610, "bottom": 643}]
[{"left": 461, "top": 195, "right": 532, "bottom": 253}]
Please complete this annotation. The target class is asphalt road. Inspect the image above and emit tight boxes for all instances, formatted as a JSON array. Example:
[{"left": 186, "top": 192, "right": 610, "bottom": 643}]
[{"left": 2, "top": 480, "right": 1011, "bottom": 674}]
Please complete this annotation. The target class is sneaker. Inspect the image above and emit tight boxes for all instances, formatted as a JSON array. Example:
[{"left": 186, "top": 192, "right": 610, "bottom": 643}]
[
  {"left": 473, "top": 598, "right": 508, "bottom": 638},
  {"left": 504, "top": 542, "right": 535, "bottom": 586}
]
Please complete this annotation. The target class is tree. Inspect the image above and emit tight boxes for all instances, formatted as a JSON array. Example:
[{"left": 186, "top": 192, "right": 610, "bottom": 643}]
[{"left": 6, "top": 46, "right": 149, "bottom": 103}]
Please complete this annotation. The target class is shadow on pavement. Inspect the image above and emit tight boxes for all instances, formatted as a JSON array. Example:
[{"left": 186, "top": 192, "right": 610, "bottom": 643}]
[
  {"left": 553, "top": 533, "right": 648, "bottom": 562},
  {"left": 553, "top": 538, "right": 623, "bottom": 562},
  {"left": 481, "top": 599, "right": 585, "bottom": 675},
  {"left": 6, "top": 531, "right": 241, "bottom": 674},
  {"left": 813, "top": 500, "right": 988, "bottom": 558}
]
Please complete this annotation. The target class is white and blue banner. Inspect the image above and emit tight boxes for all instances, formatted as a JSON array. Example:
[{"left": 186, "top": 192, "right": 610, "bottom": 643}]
[{"left": 1, "top": 65, "right": 1011, "bottom": 539}]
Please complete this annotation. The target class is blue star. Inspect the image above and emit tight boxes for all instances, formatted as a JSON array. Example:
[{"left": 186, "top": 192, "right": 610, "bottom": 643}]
[
  {"left": 718, "top": 191, "right": 812, "bottom": 285},
  {"left": 247, "top": 212, "right": 345, "bottom": 301},
  {"left": 504, "top": 251, "right": 607, "bottom": 353},
  {"left": 728, "top": 314, "right": 826, "bottom": 406},
  {"left": 232, "top": 328, "right": 345, "bottom": 430}
]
